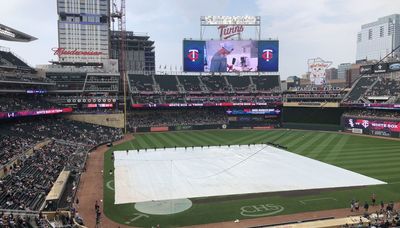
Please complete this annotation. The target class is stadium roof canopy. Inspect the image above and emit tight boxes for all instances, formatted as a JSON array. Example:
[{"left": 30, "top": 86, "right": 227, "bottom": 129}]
[{"left": 0, "top": 24, "right": 37, "bottom": 42}]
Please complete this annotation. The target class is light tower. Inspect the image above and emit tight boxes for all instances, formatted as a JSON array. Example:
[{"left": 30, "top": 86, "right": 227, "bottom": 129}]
[{"left": 111, "top": 0, "right": 127, "bottom": 134}]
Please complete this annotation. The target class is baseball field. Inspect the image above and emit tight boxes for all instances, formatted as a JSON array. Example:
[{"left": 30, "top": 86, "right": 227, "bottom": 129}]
[{"left": 103, "top": 129, "right": 400, "bottom": 227}]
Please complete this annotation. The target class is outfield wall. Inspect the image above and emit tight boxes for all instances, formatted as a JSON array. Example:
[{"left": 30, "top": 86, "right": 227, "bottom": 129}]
[
  {"left": 131, "top": 123, "right": 277, "bottom": 133},
  {"left": 341, "top": 115, "right": 400, "bottom": 138},
  {"left": 282, "top": 107, "right": 346, "bottom": 125}
]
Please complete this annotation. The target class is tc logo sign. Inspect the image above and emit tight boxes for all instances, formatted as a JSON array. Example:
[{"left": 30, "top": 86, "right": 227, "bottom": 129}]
[
  {"left": 240, "top": 203, "right": 284, "bottom": 217},
  {"left": 262, "top": 49, "right": 273, "bottom": 62},
  {"left": 187, "top": 49, "right": 199, "bottom": 62}
]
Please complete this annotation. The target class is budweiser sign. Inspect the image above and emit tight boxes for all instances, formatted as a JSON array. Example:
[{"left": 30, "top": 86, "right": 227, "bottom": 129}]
[
  {"left": 52, "top": 48, "right": 103, "bottom": 56},
  {"left": 218, "top": 25, "right": 244, "bottom": 39}
]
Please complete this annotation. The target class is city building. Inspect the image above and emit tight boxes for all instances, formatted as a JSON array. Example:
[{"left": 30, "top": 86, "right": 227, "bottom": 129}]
[
  {"left": 110, "top": 31, "right": 155, "bottom": 73},
  {"left": 325, "top": 68, "right": 338, "bottom": 81},
  {"left": 286, "top": 76, "right": 300, "bottom": 89},
  {"left": 356, "top": 14, "right": 400, "bottom": 61},
  {"left": 56, "top": 0, "right": 110, "bottom": 64},
  {"left": 337, "top": 63, "right": 351, "bottom": 80},
  {"left": 347, "top": 63, "right": 361, "bottom": 85}
]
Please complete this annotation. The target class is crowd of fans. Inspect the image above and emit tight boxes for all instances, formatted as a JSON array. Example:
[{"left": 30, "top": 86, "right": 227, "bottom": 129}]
[
  {"left": 284, "top": 91, "right": 345, "bottom": 102},
  {"left": 129, "top": 74, "right": 280, "bottom": 96},
  {"left": 345, "top": 196, "right": 400, "bottom": 228},
  {"left": 344, "top": 76, "right": 400, "bottom": 104},
  {"left": 343, "top": 77, "right": 377, "bottom": 103},
  {"left": 343, "top": 109, "right": 400, "bottom": 121},
  {"left": 0, "top": 135, "right": 35, "bottom": 166},
  {"left": 128, "top": 109, "right": 229, "bottom": 128},
  {"left": 0, "top": 212, "right": 36, "bottom": 227},
  {"left": 366, "top": 78, "right": 400, "bottom": 98},
  {"left": 0, "top": 117, "right": 123, "bottom": 214},
  {"left": 0, "top": 96, "right": 61, "bottom": 113}
]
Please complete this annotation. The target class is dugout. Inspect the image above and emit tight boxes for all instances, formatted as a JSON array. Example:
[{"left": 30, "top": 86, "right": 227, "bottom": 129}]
[{"left": 44, "top": 170, "right": 70, "bottom": 211}]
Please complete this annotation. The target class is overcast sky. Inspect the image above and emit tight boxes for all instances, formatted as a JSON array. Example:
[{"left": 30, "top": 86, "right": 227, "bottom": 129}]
[{"left": 0, "top": 0, "right": 399, "bottom": 79}]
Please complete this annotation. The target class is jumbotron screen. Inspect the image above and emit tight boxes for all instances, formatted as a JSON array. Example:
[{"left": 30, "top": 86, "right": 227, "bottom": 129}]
[{"left": 183, "top": 40, "right": 279, "bottom": 72}]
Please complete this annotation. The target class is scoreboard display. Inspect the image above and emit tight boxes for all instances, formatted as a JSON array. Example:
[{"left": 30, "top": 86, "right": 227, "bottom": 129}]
[{"left": 183, "top": 40, "right": 279, "bottom": 72}]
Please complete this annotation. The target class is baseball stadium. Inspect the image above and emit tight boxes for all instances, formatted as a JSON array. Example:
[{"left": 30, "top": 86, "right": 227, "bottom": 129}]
[{"left": 1, "top": 1, "right": 400, "bottom": 228}]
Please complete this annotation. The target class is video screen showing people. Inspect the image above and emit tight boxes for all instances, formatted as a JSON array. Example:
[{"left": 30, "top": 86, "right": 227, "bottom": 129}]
[{"left": 204, "top": 40, "right": 258, "bottom": 72}]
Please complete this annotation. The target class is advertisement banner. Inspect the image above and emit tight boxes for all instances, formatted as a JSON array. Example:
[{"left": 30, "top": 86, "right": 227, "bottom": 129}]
[
  {"left": 352, "top": 128, "right": 363, "bottom": 134},
  {"left": 343, "top": 117, "right": 400, "bottom": 133},
  {"left": 183, "top": 40, "right": 279, "bottom": 72},
  {"left": 308, "top": 58, "right": 332, "bottom": 85},
  {"left": 372, "top": 63, "right": 388, "bottom": 74},
  {"left": 183, "top": 40, "right": 206, "bottom": 72},
  {"left": 226, "top": 108, "right": 281, "bottom": 115},
  {"left": 0, "top": 107, "right": 73, "bottom": 119},
  {"left": 175, "top": 125, "right": 193, "bottom": 131},
  {"left": 257, "top": 40, "right": 279, "bottom": 72},
  {"left": 132, "top": 102, "right": 281, "bottom": 108},
  {"left": 150, "top": 127, "right": 169, "bottom": 132},
  {"left": 359, "top": 65, "right": 373, "bottom": 74},
  {"left": 388, "top": 62, "right": 400, "bottom": 72}
]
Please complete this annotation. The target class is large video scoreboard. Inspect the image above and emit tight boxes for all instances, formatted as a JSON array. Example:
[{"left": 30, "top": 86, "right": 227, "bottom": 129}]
[{"left": 183, "top": 40, "right": 279, "bottom": 72}]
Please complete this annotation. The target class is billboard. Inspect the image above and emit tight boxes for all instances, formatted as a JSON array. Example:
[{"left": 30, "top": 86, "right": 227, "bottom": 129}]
[
  {"left": 226, "top": 108, "right": 281, "bottom": 115},
  {"left": 308, "top": 58, "right": 332, "bottom": 85},
  {"left": 258, "top": 40, "right": 279, "bottom": 72},
  {"left": 0, "top": 107, "right": 73, "bottom": 119},
  {"left": 372, "top": 63, "right": 388, "bottom": 73},
  {"left": 183, "top": 40, "right": 279, "bottom": 72},
  {"left": 359, "top": 65, "right": 373, "bottom": 74},
  {"left": 388, "top": 62, "right": 400, "bottom": 72},
  {"left": 343, "top": 117, "right": 400, "bottom": 133}
]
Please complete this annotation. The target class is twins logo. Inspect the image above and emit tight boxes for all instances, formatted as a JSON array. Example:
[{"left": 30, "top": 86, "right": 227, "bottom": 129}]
[
  {"left": 187, "top": 49, "right": 199, "bottom": 62},
  {"left": 262, "top": 49, "right": 273, "bottom": 62}
]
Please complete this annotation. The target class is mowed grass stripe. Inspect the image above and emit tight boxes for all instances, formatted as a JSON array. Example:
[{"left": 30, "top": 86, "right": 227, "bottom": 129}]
[
  {"left": 357, "top": 167, "right": 400, "bottom": 176},
  {"left": 161, "top": 132, "right": 195, "bottom": 147},
  {"left": 312, "top": 134, "right": 340, "bottom": 160},
  {"left": 274, "top": 131, "right": 305, "bottom": 145},
  {"left": 197, "top": 130, "right": 241, "bottom": 144},
  {"left": 293, "top": 132, "right": 327, "bottom": 154},
  {"left": 134, "top": 135, "right": 153, "bottom": 148},
  {"left": 322, "top": 134, "right": 351, "bottom": 162},
  {"left": 174, "top": 132, "right": 208, "bottom": 146},
  {"left": 262, "top": 130, "right": 296, "bottom": 144},
  {"left": 334, "top": 156, "right": 400, "bottom": 167},
  {"left": 306, "top": 144, "right": 400, "bottom": 156},
  {"left": 331, "top": 149, "right": 400, "bottom": 162},
  {"left": 286, "top": 132, "right": 319, "bottom": 149},
  {"left": 141, "top": 134, "right": 165, "bottom": 148},
  {"left": 240, "top": 131, "right": 278, "bottom": 145},
  {"left": 229, "top": 131, "right": 268, "bottom": 145},
  {"left": 151, "top": 133, "right": 176, "bottom": 148},
  {"left": 343, "top": 160, "right": 400, "bottom": 171},
  {"left": 194, "top": 131, "right": 226, "bottom": 145},
  {"left": 301, "top": 133, "right": 331, "bottom": 157}
]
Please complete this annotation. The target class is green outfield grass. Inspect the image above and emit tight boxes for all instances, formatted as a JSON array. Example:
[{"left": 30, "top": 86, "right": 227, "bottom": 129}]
[{"left": 103, "top": 129, "right": 400, "bottom": 227}]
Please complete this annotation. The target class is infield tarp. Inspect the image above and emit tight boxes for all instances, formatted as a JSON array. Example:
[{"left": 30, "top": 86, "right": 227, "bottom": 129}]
[{"left": 114, "top": 145, "right": 385, "bottom": 204}]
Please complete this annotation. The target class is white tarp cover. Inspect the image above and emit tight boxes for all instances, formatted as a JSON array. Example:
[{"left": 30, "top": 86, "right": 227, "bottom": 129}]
[{"left": 114, "top": 145, "right": 385, "bottom": 204}]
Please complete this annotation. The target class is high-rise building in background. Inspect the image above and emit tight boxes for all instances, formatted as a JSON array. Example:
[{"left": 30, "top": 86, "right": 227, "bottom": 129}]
[
  {"left": 325, "top": 68, "right": 338, "bottom": 81},
  {"left": 56, "top": 0, "right": 110, "bottom": 64},
  {"left": 356, "top": 14, "right": 400, "bottom": 61},
  {"left": 337, "top": 63, "right": 351, "bottom": 80},
  {"left": 110, "top": 31, "right": 155, "bottom": 73}
]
